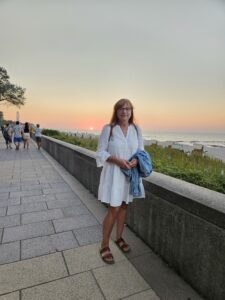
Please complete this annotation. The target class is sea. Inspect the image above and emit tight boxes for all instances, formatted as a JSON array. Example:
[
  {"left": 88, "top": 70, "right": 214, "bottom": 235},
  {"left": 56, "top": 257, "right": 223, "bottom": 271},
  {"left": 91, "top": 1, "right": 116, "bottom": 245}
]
[
  {"left": 61, "top": 129, "right": 225, "bottom": 147},
  {"left": 142, "top": 132, "right": 225, "bottom": 147}
]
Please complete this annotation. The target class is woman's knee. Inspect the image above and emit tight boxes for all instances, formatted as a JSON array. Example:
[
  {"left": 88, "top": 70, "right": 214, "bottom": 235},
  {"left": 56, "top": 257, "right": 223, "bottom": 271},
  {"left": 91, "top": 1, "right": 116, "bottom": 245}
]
[{"left": 108, "top": 206, "right": 120, "bottom": 219}]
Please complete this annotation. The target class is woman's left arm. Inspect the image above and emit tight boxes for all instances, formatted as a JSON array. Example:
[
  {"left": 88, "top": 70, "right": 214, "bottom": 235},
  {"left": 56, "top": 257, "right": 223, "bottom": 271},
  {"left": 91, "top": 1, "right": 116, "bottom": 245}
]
[
  {"left": 129, "top": 126, "right": 144, "bottom": 168},
  {"left": 96, "top": 125, "right": 111, "bottom": 167}
]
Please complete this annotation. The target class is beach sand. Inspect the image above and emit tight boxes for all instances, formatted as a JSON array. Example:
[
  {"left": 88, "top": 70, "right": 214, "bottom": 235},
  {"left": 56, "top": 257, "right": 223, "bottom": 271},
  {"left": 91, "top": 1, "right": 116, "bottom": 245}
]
[{"left": 144, "top": 140, "right": 225, "bottom": 163}]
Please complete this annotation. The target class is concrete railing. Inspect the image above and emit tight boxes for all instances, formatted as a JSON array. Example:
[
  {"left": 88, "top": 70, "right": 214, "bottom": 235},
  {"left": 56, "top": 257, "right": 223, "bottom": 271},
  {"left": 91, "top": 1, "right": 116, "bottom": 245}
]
[{"left": 41, "top": 135, "right": 225, "bottom": 300}]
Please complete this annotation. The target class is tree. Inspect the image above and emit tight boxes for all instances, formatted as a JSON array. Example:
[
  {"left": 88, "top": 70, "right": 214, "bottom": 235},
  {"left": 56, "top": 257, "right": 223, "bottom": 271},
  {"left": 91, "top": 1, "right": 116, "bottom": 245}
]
[{"left": 0, "top": 67, "right": 25, "bottom": 107}]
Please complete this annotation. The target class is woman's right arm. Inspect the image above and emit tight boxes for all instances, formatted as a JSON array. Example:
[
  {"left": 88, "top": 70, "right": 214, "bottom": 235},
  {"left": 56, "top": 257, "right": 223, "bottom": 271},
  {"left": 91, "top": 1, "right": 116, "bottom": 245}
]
[
  {"left": 96, "top": 125, "right": 111, "bottom": 167},
  {"left": 107, "top": 156, "right": 130, "bottom": 169}
]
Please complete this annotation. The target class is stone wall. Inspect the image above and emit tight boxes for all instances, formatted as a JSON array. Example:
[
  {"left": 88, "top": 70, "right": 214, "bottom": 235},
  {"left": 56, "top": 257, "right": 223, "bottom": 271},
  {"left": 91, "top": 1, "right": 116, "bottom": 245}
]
[{"left": 41, "top": 135, "right": 225, "bottom": 300}]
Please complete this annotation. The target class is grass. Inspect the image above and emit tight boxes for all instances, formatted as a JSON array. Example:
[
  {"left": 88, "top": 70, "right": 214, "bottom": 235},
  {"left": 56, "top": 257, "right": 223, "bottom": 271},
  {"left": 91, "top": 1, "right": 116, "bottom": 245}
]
[
  {"left": 42, "top": 129, "right": 98, "bottom": 151},
  {"left": 145, "top": 145, "right": 225, "bottom": 194},
  {"left": 42, "top": 129, "right": 225, "bottom": 194}
]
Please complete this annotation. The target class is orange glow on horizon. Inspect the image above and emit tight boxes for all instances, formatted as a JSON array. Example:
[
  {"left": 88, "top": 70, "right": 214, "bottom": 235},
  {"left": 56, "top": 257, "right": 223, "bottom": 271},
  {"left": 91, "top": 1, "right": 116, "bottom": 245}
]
[{"left": 2, "top": 97, "right": 225, "bottom": 133}]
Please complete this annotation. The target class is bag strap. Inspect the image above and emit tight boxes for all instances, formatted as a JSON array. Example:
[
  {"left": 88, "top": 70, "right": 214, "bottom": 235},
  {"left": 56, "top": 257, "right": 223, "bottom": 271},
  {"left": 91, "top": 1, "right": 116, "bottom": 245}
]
[{"left": 108, "top": 125, "right": 113, "bottom": 142}]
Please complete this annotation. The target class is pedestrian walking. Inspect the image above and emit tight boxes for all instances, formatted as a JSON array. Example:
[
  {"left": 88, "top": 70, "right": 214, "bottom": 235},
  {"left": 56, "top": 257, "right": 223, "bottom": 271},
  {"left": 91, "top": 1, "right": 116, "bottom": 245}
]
[
  {"left": 22, "top": 122, "right": 31, "bottom": 149},
  {"left": 3, "top": 124, "right": 12, "bottom": 149},
  {"left": 35, "top": 124, "right": 42, "bottom": 150},
  {"left": 13, "top": 121, "right": 23, "bottom": 150}
]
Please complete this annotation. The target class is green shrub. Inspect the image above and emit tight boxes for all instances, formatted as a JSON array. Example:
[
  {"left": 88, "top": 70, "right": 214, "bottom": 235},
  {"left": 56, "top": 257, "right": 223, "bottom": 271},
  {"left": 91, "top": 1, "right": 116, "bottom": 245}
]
[{"left": 145, "top": 145, "right": 225, "bottom": 194}]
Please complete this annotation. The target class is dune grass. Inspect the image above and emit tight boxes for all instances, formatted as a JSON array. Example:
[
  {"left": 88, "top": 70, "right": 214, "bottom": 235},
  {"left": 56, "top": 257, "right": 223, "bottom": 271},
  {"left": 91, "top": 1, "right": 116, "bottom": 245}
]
[
  {"left": 145, "top": 145, "right": 225, "bottom": 194},
  {"left": 42, "top": 129, "right": 98, "bottom": 151},
  {"left": 42, "top": 129, "right": 225, "bottom": 194}
]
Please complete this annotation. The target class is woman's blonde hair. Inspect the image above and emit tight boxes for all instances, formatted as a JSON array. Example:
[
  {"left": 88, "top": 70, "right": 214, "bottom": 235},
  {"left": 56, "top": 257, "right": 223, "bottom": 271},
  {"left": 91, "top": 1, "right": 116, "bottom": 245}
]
[{"left": 109, "top": 99, "right": 135, "bottom": 126}]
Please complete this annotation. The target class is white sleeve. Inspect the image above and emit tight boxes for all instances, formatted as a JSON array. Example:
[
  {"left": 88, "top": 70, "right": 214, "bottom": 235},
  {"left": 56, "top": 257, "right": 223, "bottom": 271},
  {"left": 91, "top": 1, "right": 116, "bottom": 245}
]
[
  {"left": 136, "top": 126, "right": 144, "bottom": 151},
  {"left": 96, "top": 125, "right": 111, "bottom": 167}
]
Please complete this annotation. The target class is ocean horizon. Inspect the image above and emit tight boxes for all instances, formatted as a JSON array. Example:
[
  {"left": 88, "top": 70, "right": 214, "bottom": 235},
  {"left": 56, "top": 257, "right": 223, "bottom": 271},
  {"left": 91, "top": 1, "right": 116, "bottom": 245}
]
[{"left": 58, "top": 128, "right": 225, "bottom": 147}]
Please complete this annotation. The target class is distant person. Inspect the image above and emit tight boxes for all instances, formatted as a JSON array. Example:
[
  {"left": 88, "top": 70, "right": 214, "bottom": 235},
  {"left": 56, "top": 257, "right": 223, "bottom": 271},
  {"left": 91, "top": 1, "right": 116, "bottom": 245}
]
[
  {"left": 3, "top": 124, "right": 12, "bottom": 149},
  {"left": 22, "top": 122, "right": 31, "bottom": 149},
  {"left": 96, "top": 99, "right": 150, "bottom": 264},
  {"left": 35, "top": 124, "right": 42, "bottom": 150},
  {"left": 13, "top": 121, "right": 23, "bottom": 150}
]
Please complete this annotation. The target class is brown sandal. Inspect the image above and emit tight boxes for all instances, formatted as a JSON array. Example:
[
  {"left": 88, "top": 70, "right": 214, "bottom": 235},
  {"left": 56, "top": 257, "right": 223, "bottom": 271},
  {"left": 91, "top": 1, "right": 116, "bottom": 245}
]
[
  {"left": 100, "top": 246, "right": 115, "bottom": 264},
  {"left": 115, "top": 237, "right": 131, "bottom": 253}
]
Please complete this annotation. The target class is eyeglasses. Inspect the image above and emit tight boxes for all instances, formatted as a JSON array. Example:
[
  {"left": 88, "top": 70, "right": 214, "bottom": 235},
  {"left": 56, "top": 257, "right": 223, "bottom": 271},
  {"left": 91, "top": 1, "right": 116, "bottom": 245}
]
[{"left": 118, "top": 107, "right": 132, "bottom": 112}]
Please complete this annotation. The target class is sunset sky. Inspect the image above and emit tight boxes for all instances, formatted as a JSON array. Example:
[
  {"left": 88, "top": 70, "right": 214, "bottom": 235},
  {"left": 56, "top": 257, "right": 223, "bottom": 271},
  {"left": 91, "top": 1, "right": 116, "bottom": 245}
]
[{"left": 1, "top": 0, "right": 225, "bottom": 133}]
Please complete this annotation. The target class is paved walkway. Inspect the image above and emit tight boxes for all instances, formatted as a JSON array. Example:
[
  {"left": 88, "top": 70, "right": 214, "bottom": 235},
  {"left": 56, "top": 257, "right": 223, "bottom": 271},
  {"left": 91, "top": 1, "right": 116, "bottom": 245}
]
[{"left": 0, "top": 135, "right": 204, "bottom": 300}]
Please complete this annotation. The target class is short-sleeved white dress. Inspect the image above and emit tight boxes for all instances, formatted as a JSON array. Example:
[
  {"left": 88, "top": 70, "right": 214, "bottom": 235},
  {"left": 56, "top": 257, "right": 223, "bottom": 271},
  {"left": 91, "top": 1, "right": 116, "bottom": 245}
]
[{"left": 96, "top": 124, "right": 145, "bottom": 207}]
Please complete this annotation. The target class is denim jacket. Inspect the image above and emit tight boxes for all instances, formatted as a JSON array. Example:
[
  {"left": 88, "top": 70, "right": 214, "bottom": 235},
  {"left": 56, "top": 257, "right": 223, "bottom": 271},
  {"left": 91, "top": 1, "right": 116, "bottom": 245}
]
[{"left": 121, "top": 150, "right": 152, "bottom": 197}]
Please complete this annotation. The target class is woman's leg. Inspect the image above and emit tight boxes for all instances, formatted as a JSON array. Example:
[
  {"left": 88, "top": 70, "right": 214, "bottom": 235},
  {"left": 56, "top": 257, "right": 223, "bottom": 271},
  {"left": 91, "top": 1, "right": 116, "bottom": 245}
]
[
  {"left": 116, "top": 202, "right": 128, "bottom": 241},
  {"left": 9, "top": 137, "right": 12, "bottom": 149},
  {"left": 101, "top": 206, "right": 120, "bottom": 249}
]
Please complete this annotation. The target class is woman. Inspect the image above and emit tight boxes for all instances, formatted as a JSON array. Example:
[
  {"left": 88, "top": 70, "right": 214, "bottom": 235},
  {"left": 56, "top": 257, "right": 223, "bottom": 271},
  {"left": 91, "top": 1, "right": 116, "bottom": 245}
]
[
  {"left": 96, "top": 99, "right": 145, "bottom": 264},
  {"left": 35, "top": 124, "right": 42, "bottom": 150},
  {"left": 13, "top": 121, "right": 23, "bottom": 150},
  {"left": 2, "top": 124, "right": 12, "bottom": 149},
  {"left": 23, "top": 122, "right": 31, "bottom": 149}
]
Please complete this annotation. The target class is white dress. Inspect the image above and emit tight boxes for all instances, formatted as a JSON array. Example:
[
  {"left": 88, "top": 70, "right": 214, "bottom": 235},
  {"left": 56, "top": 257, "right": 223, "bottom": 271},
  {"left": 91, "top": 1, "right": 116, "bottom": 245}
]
[{"left": 96, "top": 124, "right": 145, "bottom": 207}]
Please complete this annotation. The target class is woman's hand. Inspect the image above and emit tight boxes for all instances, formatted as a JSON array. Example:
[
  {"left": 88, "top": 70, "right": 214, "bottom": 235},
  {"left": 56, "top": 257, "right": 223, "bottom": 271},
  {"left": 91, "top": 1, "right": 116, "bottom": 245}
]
[
  {"left": 117, "top": 159, "right": 131, "bottom": 169},
  {"left": 129, "top": 158, "right": 138, "bottom": 168},
  {"left": 107, "top": 156, "right": 131, "bottom": 169}
]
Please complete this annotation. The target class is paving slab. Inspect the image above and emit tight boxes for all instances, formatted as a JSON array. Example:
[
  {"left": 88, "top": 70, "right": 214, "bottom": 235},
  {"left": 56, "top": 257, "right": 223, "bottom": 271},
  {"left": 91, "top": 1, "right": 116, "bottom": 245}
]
[
  {"left": 21, "top": 271, "right": 104, "bottom": 300},
  {"left": 2, "top": 221, "right": 55, "bottom": 243},
  {"left": 55, "top": 192, "right": 80, "bottom": 200},
  {"left": 0, "top": 252, "right": 68, "bottom": 294},
  {"left": 73, "top": 224, "right": 102, "bottom": 246},
  {"left": 39, "top": 178, "right": 65, "bottom": 184},
  {"left": 0, "top": 208, "right": 6, "bottom": 217},
  {"left": 0, "top": 241, "right": 20, "bottom": 265},
  {"left": 21, "top": 183, "right": 50, "bottom": 190},
  {"left": 122, "top": 289, "right": 160, "bottom": 299},
  {"left": 47, "top": 198, "right": 82, "bottom": 209},
  {"left": 21, "top": 194, "right": 55, "bottom": 204},
  {"left": 0, "top": 193, "right": 9, "bottom": 200},
  {"left": 62, "top": 204, "right": 90, "bottom": 217},
  {"left": 21, "top": 208, "right": 63, "bottom": 224},
  {"left": 93, "top": 260, "right": 149, "bottom": 300},
  {"left": 0, "top": 292, "right": 20, "bottom": 300},
  {"left": 7, "top": 202, "right": 47, "bottom": 215},
  {"left": 63, "top": 242, "right": 125, "bottom": 275},
  {"left": 0, "top": 198, "right": 20, "bottom": 208},
  {"left": 21, "top": 231, "right": 78, "bottom": 259},
  {"left": 0, "top": 215, "right": 20, "bottom": 228},
  {"left": 10, "top": 190, "right": 43, "bottom": 198},
  {"left": 0, "top": 187, "right": 20, "bottom": 193},
  {"left": 43, "top": 186, "right": 72, "bottom": 194},
  {"left": 53, "top": 214, "right": 99, "bottom": 232}
]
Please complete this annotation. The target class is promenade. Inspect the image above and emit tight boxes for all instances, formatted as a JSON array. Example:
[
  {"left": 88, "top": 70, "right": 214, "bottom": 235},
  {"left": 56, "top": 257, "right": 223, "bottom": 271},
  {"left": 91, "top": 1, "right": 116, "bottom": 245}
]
[{"left": 0, "top": 135, "right": 203, "bottom": 300}]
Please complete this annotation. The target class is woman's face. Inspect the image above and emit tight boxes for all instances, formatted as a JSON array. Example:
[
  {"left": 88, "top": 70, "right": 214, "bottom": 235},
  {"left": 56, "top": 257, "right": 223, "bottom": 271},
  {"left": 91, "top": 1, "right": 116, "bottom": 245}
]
[{"left": 116, "top": 102, "right": 132, "bottom": 123}]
